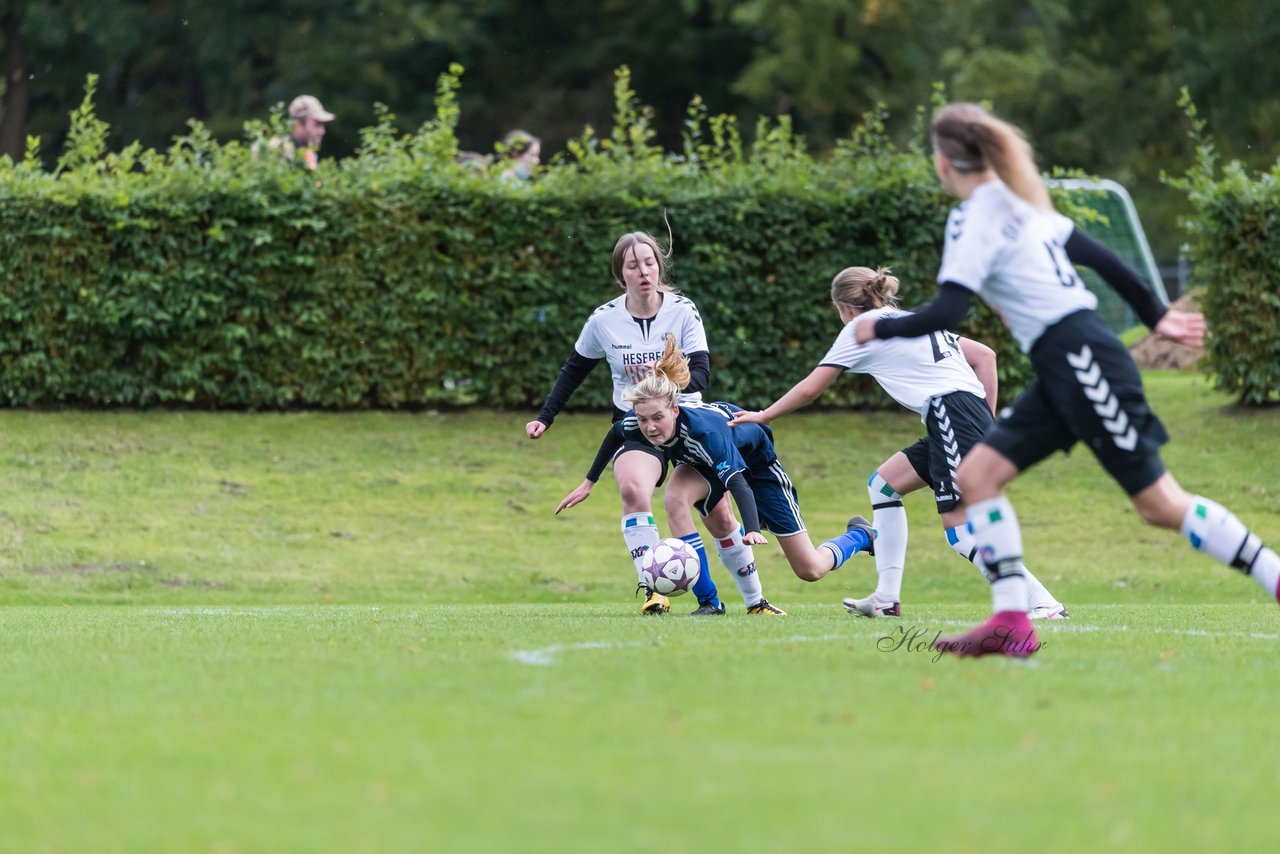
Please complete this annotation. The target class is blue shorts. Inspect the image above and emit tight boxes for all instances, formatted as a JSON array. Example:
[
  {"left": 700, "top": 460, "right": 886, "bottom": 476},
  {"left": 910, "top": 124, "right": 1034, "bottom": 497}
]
[{"left": 692, "top": 461, "right": 806, "bottom": 536}]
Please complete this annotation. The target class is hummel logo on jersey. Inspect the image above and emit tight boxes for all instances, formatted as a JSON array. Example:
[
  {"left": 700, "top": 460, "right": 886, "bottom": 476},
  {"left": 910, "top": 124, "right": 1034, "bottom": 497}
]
[{"left": 611, "top": 344, "right": 632, "bottom": 349}]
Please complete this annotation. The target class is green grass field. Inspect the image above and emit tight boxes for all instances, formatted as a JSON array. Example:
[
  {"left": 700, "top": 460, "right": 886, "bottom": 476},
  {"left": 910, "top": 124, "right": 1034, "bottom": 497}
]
[{"left": 3, "top": 372, "right": 1279, "bottom": 852}]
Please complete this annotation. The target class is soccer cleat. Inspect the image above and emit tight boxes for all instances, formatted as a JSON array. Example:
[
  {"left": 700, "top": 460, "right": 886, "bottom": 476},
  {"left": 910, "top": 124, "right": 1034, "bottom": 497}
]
[
  {"left": 637, "top": 584, "right": 670, "bottom": 616},
  {"left": 935, "top": 610, "right": 1041, "bottom": 659},
  {"left": 846, "top": 515, "right": 876, "bottom": 556},
  {"left": 689, "top": 601, "right": 727, "bottom": 616},
  {"left": 1029, "top": 602, "right": 1070, "bottom": 620},
  {"left": 842, "top": 593, "right": 901, "bottom": 618},
  {"left": 746, "top": 598, "right": 787, "bottom": 616}
]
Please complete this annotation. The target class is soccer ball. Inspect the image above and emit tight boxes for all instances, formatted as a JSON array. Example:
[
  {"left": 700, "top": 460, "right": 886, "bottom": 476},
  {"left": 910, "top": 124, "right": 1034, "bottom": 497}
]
[{"left": 641, "top": 538, "right": 701, "bottom": 597}]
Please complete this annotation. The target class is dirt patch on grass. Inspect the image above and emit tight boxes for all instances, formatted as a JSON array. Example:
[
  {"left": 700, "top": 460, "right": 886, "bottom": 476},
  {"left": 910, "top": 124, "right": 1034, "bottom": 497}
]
[
  {"left": 28, "top": 561, "right": 152, "bottom": 576},
  {"left": 160, "top": 577, "right": 232, "bottom": 590}
]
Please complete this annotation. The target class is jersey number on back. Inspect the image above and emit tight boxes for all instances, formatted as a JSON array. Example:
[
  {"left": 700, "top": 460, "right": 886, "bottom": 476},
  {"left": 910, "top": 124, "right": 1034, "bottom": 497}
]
[
  {"left": 928, "top": 329, "right": 962, "bottom": 363},
  {"left": 1044, "top": 240, "right": 1083, "bottom": 288}
]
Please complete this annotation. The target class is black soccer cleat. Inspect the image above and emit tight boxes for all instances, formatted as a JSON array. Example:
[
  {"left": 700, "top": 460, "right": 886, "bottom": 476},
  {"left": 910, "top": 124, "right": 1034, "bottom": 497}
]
[{"left": 846, "top": 515, "right": 876, "bottom": 557}]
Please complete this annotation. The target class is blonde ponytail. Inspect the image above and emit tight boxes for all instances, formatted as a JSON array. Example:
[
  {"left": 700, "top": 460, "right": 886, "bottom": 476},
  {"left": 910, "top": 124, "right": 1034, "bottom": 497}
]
[
  {"left": 932, "top": 103, "right": 1052, "bottom": 212},
  {"left": 622, "top": 334, "right": 689, "bottom": 409},
  {"left": 831, "top": 266, "right": 901, "bottom": 313}
]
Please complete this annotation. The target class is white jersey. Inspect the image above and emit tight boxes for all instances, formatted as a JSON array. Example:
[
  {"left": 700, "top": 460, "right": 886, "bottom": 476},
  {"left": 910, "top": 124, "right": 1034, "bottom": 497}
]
[
  {"left": 822, "top": 307, "right": 986, "bottom": 417},
  {"left": 574, "top": 292, "right": 709, "bottom": 412},
  {"left": 937, "top": 180, "right": 1096, "bottom": 352}
]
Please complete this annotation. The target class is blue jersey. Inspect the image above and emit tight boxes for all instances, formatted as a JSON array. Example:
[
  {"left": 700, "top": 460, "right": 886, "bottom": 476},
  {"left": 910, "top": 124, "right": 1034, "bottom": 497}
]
[
  {"left": 608, "top": 401, "right": 804, "bottom": 536},
  {"left": 620, "top": 401, "right": 776, "bottom": 489}
]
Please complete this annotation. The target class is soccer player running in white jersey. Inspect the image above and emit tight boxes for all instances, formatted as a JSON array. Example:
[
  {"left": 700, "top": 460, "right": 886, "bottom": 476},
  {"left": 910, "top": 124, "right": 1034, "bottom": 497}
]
[
  {"left": 527, "top": 230, "right": 744, "bottom": 616},
  {"left": 563, "top": 336, "right": 874, "bottom": 599},
  {"left": 729, "top": 265, "right": 1067, "bottom": 620},
  {"left": 853, "top": 102, "right": 1280, "bottom": 658}
]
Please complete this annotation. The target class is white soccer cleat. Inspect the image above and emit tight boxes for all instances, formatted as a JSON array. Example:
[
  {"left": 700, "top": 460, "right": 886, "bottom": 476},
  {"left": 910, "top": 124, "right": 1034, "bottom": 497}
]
[
  {"left": 1029, "top": 602, "right": 1070, "bottom": 620},
  {"left": 842, "top": 593, "right": 901, "bottom": 618}
]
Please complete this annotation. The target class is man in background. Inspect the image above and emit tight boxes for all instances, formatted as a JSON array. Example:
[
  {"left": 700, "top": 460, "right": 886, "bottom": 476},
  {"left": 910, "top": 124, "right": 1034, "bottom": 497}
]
[{"left": 283, "top": 95, "right": 335, "bottom": 170}]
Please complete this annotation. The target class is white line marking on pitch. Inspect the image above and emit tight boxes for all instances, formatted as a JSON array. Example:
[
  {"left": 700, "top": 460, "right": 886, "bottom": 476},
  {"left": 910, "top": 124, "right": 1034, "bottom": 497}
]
[
  {"left": 509, "top": 641, "right": 653, "bottom": 666},
  {"left": 509, "top": 633, "right": 855, "bottom": 666},
  {"left": 1044, "top": 623, "right": 1280, "bottom": 640}
]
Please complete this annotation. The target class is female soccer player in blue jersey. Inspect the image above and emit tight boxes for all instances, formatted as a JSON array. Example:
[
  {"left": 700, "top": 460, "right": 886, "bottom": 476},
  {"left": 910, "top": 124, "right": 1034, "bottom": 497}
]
[
  {"left": 527, "top": 230, "right": 751, "bottom": 616},
  {"left": 853, "top": 102, "right": 1280, "bottom": 658},
  {"left": 729, "top": 265, "right": 1066, "bottom": 620},
  {"left": 561, "top": 336, "right": 874, "bottom": 598}
]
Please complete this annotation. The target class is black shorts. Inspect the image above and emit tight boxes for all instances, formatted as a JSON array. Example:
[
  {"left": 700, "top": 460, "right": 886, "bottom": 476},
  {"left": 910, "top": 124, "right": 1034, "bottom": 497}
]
[
  {"left": 609, "top": 410, "right": 668, "bottom": 488},
  {"left": 901, "top": 391, "right": 995, "bottom": 514},
  {"left": 982, "top": 309, "right": 1168, "bottom": 496}
]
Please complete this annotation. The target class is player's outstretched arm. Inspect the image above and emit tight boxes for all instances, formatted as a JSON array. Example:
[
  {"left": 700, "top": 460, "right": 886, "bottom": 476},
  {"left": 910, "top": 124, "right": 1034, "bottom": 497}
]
[
  {"left": 555, "top": 479, "right": 595, "bottom": 514},
  {"left": 529, "top": 351, "right": 601, "bottom": 438},
  {"left": 958, "top": 337, "right": 998, "bottom": 414},
  {"left": 726, "top": 472, "right": 765, "bottom": 543},
  {"left": 1063, "top": 229, "right": 1168, "bottom": 330},
  {"left": 728, "top": 366, "right": 842, "bottom": 427}
]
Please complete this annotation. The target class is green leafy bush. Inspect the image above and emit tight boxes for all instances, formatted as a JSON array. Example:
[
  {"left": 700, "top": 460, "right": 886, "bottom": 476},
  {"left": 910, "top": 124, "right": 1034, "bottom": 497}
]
[
  {"left": 1167, "top": 90, "right": 1280, "bottom": 405},
  {"left": 2, "top": 68, "right": 1027, "bottom": 411}
]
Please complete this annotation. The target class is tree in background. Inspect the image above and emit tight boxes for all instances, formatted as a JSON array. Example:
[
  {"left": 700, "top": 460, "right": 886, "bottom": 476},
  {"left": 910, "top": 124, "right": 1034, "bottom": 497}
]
[{"left": 2, "top": 0, "right": 1278, "bottom": 260}]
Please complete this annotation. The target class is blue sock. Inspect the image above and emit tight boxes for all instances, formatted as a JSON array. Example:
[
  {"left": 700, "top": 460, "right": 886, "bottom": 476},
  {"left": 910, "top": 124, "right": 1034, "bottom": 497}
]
[
  {"left": 681, "top": 532, "right": 720, "bottom": 607},
  {"left": 820, "top": 528, "right": 871, "bottom": 569}
]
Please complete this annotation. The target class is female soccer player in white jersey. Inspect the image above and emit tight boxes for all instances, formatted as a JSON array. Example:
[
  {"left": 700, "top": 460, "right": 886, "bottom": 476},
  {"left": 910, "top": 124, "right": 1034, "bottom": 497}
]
[
  {"left": 527, "top": 230, "right": 739, "bottom": 616},
  {"left": 729, "top": 265, "right": 1067, "bottom": 620},
  {"left": 853, "top": 102, "right": 1280, "bottom": 658},
  {"left": 565, "top": 336, "right": 875, "bottom": 600}
]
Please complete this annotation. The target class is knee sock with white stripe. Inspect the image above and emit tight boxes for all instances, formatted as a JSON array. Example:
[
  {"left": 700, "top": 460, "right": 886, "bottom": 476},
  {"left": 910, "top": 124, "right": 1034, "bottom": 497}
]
[
  {"left": 965, "top": 495, "right": 1029, "bottom": 613},
  {"left": 946, "top": 524, "right": 1060, "bottom": 611},
  {"left": 1181, "top": 496, "right": 1280, "bottom": 601},
  {"left": 713, "top": 526, "right": 764, "bottom": 606},
  {"left": 621, "top": 512, "right": 659, "bottom": 586},
  {"left": 819, "top": 527, "right": 872, "bottom": 570},
  {"left": 868, "top": 471, "right": 907, "bottom": 601},
  {"left": 679, "top": 532, "right": 721, "bottom": 607}
]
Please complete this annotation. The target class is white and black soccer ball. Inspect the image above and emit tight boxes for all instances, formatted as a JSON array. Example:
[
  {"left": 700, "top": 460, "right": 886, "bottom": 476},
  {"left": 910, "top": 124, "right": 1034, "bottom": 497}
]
[{"left": 641, "top": 538, "right": 701, "bottom": 597}]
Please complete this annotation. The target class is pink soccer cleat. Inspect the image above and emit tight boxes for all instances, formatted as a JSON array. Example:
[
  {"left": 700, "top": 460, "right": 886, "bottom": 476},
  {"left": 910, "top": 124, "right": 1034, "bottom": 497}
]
[{"left": 935, "top": 610, "right": 1042, "bottom": 659}]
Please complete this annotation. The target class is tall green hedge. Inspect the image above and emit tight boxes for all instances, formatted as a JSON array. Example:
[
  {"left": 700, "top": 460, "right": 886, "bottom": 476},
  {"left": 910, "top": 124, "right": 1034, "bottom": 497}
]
[
  {"left": 1, "top": 70, "right": 1005, "bottom": 411},
  {"left": 1169, "top": 93, "right": 1280, "bottom": 405},
  {"left": 14, "top": 71, "right": 1269, "bottom": 413}
]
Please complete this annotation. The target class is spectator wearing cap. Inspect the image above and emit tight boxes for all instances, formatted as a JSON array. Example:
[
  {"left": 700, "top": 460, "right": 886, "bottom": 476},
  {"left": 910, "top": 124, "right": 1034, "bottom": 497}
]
[{"left": 285, "top": 95, "right": 335, "bottom": 170}]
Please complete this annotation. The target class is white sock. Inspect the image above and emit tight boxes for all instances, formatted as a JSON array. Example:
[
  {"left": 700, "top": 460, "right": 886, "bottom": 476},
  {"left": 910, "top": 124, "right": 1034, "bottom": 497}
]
[
  {"left": 946, "top": 524, "right": 1059, "bottom": 610},
  {"left": 991, "top": 575, "right": 1029, "bottom": 614},
  {"left": 713, "top": 527, "right": 764, "bottom": 606},
  {"left": 1182, "top": 496, "right": 1280, "bottom": 600},
  {"left": 966, "top": 496, "right": 1028, "bottom": 613},
  {"left": 868, "top": 471, "right": 907, "bottom": 601},
  {"left": 621, "top": 512, "right": 659, "bottom": 585}
]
